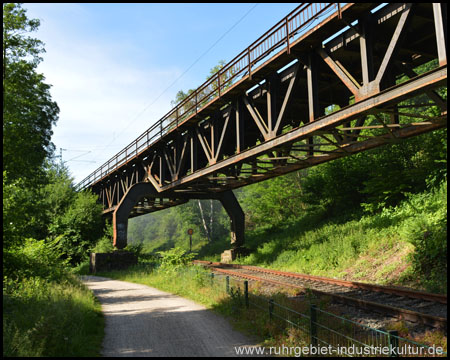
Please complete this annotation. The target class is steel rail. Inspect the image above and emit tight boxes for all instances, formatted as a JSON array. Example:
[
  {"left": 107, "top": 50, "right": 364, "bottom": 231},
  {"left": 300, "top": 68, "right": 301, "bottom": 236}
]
[
  {"left": 77, "top": 3, "right": 341, "bottom": 190},
  {"left": 211, "top": 267, "right": 447, "bottom": 329},
  {"left": 194, "top": 261, "right": 447, "bottom": 329},
  {"left": 193, "top": 260, "right": 447, "bottom": 304}
]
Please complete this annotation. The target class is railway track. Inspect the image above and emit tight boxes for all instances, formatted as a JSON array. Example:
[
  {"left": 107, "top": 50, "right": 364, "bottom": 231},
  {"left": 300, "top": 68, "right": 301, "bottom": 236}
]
[{"left": 193, "top": 260, "right": 447, "bottom": 330}]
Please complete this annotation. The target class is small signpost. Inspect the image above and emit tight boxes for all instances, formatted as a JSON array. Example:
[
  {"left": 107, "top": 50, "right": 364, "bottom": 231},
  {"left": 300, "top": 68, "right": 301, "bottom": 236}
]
[{"left": 187, "top": 228, "right": 194, "bottom": 252}]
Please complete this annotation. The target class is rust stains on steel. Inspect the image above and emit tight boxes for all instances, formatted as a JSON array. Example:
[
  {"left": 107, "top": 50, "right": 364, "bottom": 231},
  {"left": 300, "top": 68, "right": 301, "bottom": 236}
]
[
  {"left": 193, "top": 260, "right": 447, "bottom": 304},
  {"left": 77, "top": 3, "right": 351, "bottom": 190},
  {"left": 194, "top": 261, "right": 447, "bottom": 329},
  {"left": 158, "top": 67, "right": 446, "bottom": 192},
  {"left": 78, "top": 2, "right": 447, "bottom": 221}
]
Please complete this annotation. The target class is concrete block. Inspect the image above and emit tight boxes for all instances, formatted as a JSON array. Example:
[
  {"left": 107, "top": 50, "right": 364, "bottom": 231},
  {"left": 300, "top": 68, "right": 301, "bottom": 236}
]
[{"left": 90, "top": 251, "right": 137, "bottom": 273}]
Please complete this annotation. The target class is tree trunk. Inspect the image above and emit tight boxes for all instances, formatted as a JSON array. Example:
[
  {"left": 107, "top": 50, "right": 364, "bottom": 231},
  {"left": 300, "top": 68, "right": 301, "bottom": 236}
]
[{"left": 198, "top": 200, "right": 212, "bottom": 243}]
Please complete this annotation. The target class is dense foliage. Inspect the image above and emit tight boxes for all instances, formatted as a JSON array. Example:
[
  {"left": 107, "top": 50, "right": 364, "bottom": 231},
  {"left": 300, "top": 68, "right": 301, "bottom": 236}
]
[
  {"left": 3, "top": 3, "right": 59, "bottom": 183},
  {"left": 128, "top": 58, "right": 447, "bottom": 292},
  {"left": 3, "top": 4, "right": 106, "bottom": 356}
]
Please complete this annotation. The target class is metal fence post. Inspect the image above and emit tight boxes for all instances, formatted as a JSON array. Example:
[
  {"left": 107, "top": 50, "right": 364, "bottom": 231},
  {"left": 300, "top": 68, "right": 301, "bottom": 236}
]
[
  {"left": 286, "top": 16, "right": 290, "bottom": 54},
  {"left": 195, "top": 90, "right": 198, "bottom": 113},
  {"left": 210, "top": 272, "right": 214, "bottom": 286},
  {"left": 269, "top": 299, "right": 274, "bottom": 320},
  {"left": 388, "top": 330, "right": 399, "bottom": 357},
  {"left": 218, "top": 71, "right": 221, "bottom": 97},
  {"left": 244, "top": 281, "right": 249, "bottom": 309},
  {"left": 248, "top": 48, "right": 252, "bottom": 80},
  {"left": 226, "top": 276, "right": 230, "bottom": 294},
  {"left": 310, "top": 304, "right": 318, "bottom": 347}
]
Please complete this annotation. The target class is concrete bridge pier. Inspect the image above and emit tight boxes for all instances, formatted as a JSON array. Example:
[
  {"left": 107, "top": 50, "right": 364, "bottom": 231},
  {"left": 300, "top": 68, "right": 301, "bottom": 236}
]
[{"left": 112, "top": 183, "right": 245, "bottom": 261}]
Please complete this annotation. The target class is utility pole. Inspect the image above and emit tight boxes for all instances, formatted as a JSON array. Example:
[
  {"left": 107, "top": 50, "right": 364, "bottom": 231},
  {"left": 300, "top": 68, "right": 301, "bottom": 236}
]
[{"left": 54, "top": 147, "right": 67, "bottom": 166}]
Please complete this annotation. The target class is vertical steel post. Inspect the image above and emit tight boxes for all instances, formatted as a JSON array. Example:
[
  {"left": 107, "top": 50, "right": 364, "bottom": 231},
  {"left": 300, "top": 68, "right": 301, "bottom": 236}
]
[
  {"left": 195, "top": 90, "right": 198, "bottom": 114},
  {"left": 286, "top": 16, "right": 290, "bottom": 54},
  {"left": 269, "top": 299, "right": 274, "bottom": 320},
  {"left": 310, "top": 304, "right": 318, "bottom": 347},
  {"left": 359, "top": 13, "right": 374, "bottom": 96},
  {"left": 226, "top": 276, "right": 230, "bottom": 294},
  {"left": 248, "top": 48, "right": 252, "bottom": 80},
  {"left": 388, "top": 330, "right": 399, "bottom": 357},
  {"left": 244, "top": 281, "right": 249, "bottom": 309},
  {"left": 235, "top": 99, "right": 241, "bottom": 154},
  {"left": 433, "top": 3, "right": 447, "bottom": 66},
  {"left": 218, "top": 71, "right": 221, "bottom": 97}
]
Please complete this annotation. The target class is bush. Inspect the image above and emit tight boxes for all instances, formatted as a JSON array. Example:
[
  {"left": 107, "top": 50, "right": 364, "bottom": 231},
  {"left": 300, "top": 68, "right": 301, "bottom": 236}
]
[
  {"left": 3, "top": 275, "right": 103, "bottom": 357},
  {"left": 157, "top": 247, "right": 196, "bottom": 272},
  {"left": 92, "top": 236, "right": 115, "bottom": 253},
  {"left": 400, "top": 182, "right": 447, "bottom": 293},
  {"left": 3, "top": 237, "right": 69, "bottom": 282},
  {"left": 49, "top": 190, "right": 104, "bottom": 265}
]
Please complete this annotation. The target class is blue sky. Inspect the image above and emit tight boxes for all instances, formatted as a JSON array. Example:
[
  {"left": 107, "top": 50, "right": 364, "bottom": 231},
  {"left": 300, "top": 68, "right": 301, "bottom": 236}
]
[{"left": 23, "top": 3, "right": 301, "bottom": 183}]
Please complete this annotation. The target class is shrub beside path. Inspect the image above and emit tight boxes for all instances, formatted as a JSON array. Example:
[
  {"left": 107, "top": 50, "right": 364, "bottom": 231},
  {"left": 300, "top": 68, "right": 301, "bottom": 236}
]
[{"left": 81, "top": 276, "right": 258, "bottom": 357}]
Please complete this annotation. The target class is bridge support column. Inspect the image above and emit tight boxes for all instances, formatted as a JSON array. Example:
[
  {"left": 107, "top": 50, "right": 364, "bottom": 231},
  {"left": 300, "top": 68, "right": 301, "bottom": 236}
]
[
  {"left": 216, "top": 191, "right": 246, "bottom": 263},
  {"left": 113, "top": 183, "right": 157, "bottom": 249},
  {"left": 216, "top": 191, "right": 245, "bottom": 250},
  {"left": 112, "top": 183, "right": 245, "bottom": 259}
]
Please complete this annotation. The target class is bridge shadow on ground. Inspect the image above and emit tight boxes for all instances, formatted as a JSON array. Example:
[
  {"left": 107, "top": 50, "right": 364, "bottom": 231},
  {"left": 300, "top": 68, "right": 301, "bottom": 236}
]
[{"left": 83, "top": 276, "right": 258, "bottom": 357}]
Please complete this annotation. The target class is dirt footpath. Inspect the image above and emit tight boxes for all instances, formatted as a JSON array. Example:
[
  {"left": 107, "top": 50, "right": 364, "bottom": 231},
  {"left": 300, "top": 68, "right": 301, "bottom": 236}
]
[{"left": 81, "top": 276, "right": 259, "bottom": 357}]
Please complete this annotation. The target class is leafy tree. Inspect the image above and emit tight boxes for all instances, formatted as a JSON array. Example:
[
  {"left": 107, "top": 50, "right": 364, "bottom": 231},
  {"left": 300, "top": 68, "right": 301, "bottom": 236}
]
[
  {"left": 42, "top": 164, "right": 77, "bottom": 221},
  {"left": 3, "top": 171, "right": 46, "bottom": 249},
  {"left": 48, "top": 186, "right": 104, "bottom": 264},
  {"left": 170, "top": 89, "right": 195, "bottom": 109},
  {"left": 240, "top": 171, "right": 306, "bottom": 229},
  {"left": 3, "top": 3, "right": 59, "bottom": 183}
]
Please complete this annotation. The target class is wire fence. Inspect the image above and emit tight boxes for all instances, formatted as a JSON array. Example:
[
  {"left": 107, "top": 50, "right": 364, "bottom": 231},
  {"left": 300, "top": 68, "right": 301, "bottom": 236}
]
[{"left": 204, "top": 271, "right": 447, "bottom": 357}]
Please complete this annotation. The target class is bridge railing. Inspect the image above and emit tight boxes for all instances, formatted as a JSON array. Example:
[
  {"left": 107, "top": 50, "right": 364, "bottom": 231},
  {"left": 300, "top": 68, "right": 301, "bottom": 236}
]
[{"left": 77, "top": 3, "right": 339, "bottom": 190}]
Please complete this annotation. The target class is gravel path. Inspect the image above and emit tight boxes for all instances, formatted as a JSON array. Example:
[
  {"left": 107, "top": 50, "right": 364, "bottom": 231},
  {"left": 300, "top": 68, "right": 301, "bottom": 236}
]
[{"left": 81, "top": 276, "right": 259, "bottom": 357}]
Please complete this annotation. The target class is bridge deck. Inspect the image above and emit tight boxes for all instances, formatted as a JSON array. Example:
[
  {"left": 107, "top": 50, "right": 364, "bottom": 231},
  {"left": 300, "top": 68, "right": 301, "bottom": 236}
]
[{"left": 77, "top": 3, "right": 447, "bottom": 218}]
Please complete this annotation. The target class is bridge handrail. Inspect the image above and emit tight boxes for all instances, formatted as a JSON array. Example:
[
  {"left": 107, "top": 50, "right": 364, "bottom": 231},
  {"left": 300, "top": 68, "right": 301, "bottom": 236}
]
[{"left": 77, "top": 3, "right": 339, "bottom": 190}]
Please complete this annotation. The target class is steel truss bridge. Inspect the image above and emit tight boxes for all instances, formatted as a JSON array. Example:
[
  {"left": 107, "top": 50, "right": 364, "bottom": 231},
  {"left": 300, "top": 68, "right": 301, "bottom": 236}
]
[{"left": 78, "top": 3, "right": 447, "bottom": 258}]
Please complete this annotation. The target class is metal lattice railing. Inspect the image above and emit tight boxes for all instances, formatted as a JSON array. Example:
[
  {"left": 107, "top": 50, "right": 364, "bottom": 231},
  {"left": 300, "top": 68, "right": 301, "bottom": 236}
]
[{"left": 77, "top": 3, "right": 341, "bottom": 190}]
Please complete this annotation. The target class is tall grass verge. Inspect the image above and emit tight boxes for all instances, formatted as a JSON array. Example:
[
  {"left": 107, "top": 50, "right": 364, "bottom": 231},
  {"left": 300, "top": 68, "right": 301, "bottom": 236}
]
[
  {"left": 3, "top": 275, "right": 104, "bottom": 357},
  {"left": 95, "top": 261, "right": 447, "bottom": 355},
  {"left": 234, "top": 181, "right": 447, "bottom": 293},
  {"left": 3, "top": 237, "right": 104, "bottom": 357}
]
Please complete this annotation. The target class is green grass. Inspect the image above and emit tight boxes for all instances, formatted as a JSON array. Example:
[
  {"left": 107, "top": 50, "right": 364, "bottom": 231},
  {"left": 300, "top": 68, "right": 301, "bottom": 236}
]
[
  {"left": 96, "top": 264, "right": 227, "bottom": 308},
  {"left": 94, "top": 263, "right": 447, "bottom": 356},
  {"left": 231, "top": 181, "right": 447, "bottom": 293},
  {"left": 93, "top": 264, "right": 317, "bottom": 347},
  {"left": 3, "top": 274, "right": 104, "bottom": 357}
]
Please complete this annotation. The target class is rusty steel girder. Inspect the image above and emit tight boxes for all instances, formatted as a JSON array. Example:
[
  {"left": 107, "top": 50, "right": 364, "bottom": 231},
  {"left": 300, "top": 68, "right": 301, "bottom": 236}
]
[{"left": 78, "top": 3, "right": 447, "bottom": 249}]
